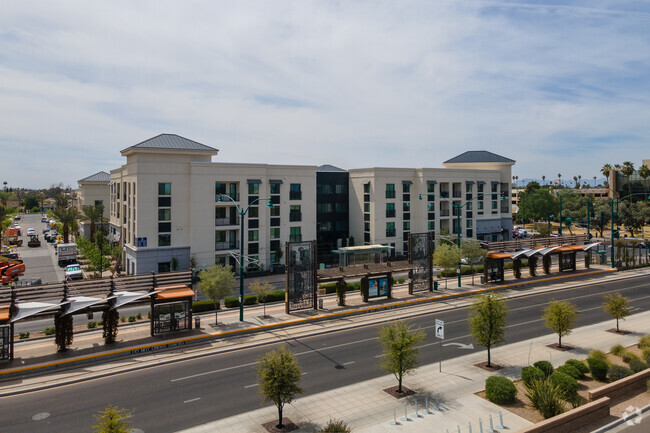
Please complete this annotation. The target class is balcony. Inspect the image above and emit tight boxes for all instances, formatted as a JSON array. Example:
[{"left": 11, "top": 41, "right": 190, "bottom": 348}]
[
  {"left": 215, "top": 241, "right": 239, "bottom": 251},
  {"left": 215, "top": 217, "right": 239, "bottom": 227}
]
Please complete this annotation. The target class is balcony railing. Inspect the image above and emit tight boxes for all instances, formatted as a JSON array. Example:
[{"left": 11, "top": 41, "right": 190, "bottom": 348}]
[
  {"left": 215, "top": 241, "right": 239, "bottom": 251},
  {"left": 216, "top": 193, "right": 240, "bottom": 202},
  {"left": 215, "top": 217, "right": 240, "bottom": 226}
]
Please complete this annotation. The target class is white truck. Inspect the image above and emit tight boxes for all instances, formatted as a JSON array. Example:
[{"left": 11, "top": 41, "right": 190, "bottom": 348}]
[{"left": 57, "top": 243, "right": 77, "bottom": 267}]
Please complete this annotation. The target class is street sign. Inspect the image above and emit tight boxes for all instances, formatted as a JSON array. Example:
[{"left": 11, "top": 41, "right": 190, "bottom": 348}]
[{"left": 435, "top": 319, "right": 444, "bottom": 339}]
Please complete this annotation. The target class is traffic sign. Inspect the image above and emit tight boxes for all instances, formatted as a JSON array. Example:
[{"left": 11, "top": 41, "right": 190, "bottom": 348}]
[{"left": 435, "top": 319, "right": 444, "bottom": 339}]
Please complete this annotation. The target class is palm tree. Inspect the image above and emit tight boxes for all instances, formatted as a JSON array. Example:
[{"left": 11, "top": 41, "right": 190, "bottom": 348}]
[
  {"left": 593, "top": 176, "right": 597, "bottom": 187},
  {"left": 52, "top": 206, "right": 80, "bottom": 243},
  {"left": 80, "top": 204, "right": 105, "bottom": 242},
  {"left": 542, "top": 175, "right": 546, "bottom": 185},
  {"left": 55, "top": 194, "right": 70, "bottom": 209},
  {"left": 557, "top": 173, "right": 562, "bottom": 187},
  {"left": 573, "top": 176, "right": 578, "bottom": 188},
  {"left": 621, "top": 161, "right": 635, "bottom": 198},
  {"left": 639, "top": 164, "right": 650, "bottom": 194},
  {"left": 578, "top": 175, "right": 582, "bottom": 188},
  {"left": 601, "top": 163, "right": 612, "bottom": 180}
]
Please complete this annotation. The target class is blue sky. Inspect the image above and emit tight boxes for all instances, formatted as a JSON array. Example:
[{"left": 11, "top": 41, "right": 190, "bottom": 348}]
[{"left": 1, "top": 0, "right": 649, "bottom": 188}]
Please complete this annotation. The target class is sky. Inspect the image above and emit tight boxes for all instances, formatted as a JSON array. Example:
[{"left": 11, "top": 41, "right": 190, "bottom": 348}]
[{"left": 1, "top": 1, "right": 649, "bottom": 189}]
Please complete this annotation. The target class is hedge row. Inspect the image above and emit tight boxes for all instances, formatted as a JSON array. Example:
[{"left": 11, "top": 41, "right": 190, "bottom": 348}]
[{"left": 192, "top": 290, "right": 285, "bottom": 311}]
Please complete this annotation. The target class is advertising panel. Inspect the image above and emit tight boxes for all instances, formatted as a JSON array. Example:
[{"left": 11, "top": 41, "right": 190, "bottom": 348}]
[{"left": 368, "top": 277, "right": 389, "bottom": 298}]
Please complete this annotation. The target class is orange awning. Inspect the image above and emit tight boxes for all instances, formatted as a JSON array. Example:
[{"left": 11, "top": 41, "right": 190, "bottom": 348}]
[
  {"left": 488, "top": 252, "right": 513, "bottom": 259},
  {"left": 156, "top": 286, "right": 195, "bottom": 300},
  {"left": 555, "top": 245, "right": 586, "bottom": 253},
  {"left": 0, "top": 305, "right": 11, "bottom": 323}
]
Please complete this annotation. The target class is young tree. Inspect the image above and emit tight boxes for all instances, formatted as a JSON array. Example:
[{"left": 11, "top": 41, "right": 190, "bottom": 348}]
[
  {"left": 433, "top": 243, "right": 460, "bottom": 289},
  {"left": 461, "top": 239, "right": 488, "bottom": 284},
  {"left": 51, "top": 205, "right": 80, "bottom": 243},
  {"left": 533, "top": 222, "right": 551, "bottom": 238},
  {"left": 468, "top": 293, "right": 508, "bottom": 367},
  {"left": 543, "top": 300, "right": 578, "bottom": 348},
  {"left": 80, "top": 205, "right": 105, "bottom": 242},
  {"left": 198, "top": 264, "right": 236, "bottom": 325},
  {"left": 518, "top": 188, "right": 558, "bottom": 223},
  {"left": 250, "top": 280, "right": 274, "bottom": 317},
  {"left": 602, "top": 293, "right": 630, "bottom": 332},
  {"left": 378, "top": 321, "right": 426, "bottom": 393},
  {"left": 257, "top": 346, "right": 303, "bottom": 429},
  {"left": 54, "top": 314, "right": 74, "bottom": 352},
  {"left": 92, "top": 404, "right": 132, "bottom": 433}
]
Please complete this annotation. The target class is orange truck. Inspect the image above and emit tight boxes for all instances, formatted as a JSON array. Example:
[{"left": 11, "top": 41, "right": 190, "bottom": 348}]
[
  {"left": 0, "top": 254, "right": 25, "bottom": 284},
  {"left": 5, "top": 227, "right": 23, "bottom": 247}
]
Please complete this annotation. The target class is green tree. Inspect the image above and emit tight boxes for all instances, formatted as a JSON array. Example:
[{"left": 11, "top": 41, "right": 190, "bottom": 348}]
[
  {"left": 590, "top": 199, "right": 611, "bottom": 237},
  {"left": 433, "top": 243, "right": 460, "bottom": 289},
  {"left": 601, "top": 163, "right": 612, "bottom": 182},
  {"left": 468, "top": 293, "right": 508, "bottom": 367},
  {"left": 378, "top": 321, "right": 426, "bottom": 393},
  {"left": 461, "top": 239, "right": 488, "bottom": 284},
  {"left": 0, "top": 205, "right": 6, "bottom": 246},
  {"left": 250, "top": 280, "right": 274, "bottom": 317},
  {"left": 51, "top": 205, "right": 80, "bottom": 243},
  {"left": 639, "top": 164, "right": 650, "bottom": 193},
  {"left": 80, "top": 204, "right": 105, "bottom": 242},
  {"left": 619, "top": 201, "right": 649, "bottom": 237},
  {"left": 533, "top": 222, "right": 551, "bottom": 238},
  {"left": 198, "top": 264, "right": 236, "bottom": 325},
  {"left": 524, "top": 181, "right": 541, "bottom": 194},
  {"left": 518, "top": 188, "right": 558, "bottom": 223},
  {"left": 92, "top": 404, "right": 132, "bottom": 433},
  {"left": 23, "top": 193, "right": 40, "bottom": 211},
  {"left": 603, "top": 293, "right": 630, "bottom": 332},
  {"left": 257, "top": 346, "right": 303, "bottom": 429},
  {"left": 543, "top": 300, "right": 578, "bottom": 348},
  {"left": 621, "top": 161, "right": 635, "bottom": 198}
]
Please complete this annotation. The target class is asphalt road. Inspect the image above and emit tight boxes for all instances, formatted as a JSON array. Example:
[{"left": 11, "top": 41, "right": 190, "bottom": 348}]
[{"left": 1, "top": 275, "right": 649, "bottom": 433}]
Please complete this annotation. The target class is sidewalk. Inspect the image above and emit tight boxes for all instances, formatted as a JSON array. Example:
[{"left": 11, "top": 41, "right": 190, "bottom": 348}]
[{"left": 179, "top": 309, "right": 650, "bottom": 433}]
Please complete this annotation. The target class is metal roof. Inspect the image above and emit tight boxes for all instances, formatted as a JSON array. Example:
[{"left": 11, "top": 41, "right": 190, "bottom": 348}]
[
  {"left": 78, "top": 171, "right": 110, "bottom": 183},
  {"left": 444, "top": 151, "right": 515, "bottom": 164},
  {"left": 317, "top": 164, "right": 347, "bottom": 173},
  {"left": 122, "top": 134, "right": 218, "bottom": 153}
]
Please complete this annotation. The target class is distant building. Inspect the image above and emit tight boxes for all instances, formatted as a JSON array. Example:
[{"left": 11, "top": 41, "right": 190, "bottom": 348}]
[
  {"left": 609, "top": 159, "right": 650, "bottom": 200},
  {"left": 76, "top": 171, "right": 110, "bottom": 239}
]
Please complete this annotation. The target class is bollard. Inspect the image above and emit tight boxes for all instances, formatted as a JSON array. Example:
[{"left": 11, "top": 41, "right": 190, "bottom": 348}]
[
  {"left": 401, "top": 404, "right": 409, "bottom": 422},
  {"left": 486, "top": 414, "right": 494, "bottom": 433},
  {"left": 434, "top": 395, "right": 440, "bottom": 411},
  {"left": 425, "top": 397, "right": 431, "bottom": 414},
  {"left": 411, "top": 400, "right": 420, "bottom": 418},
  {"left": 469, "top": 421, "right": 472, "bottom": 433},
  {"left": 479, "top": 417, "right": 483, "bottom": 433},
  {"left": 457, "top": 426, "right": 461, "bottom": 433},
  {"left": 389, "top": 408, "right": 398, "bottom": 425},
  {"left": 496, "top": 411, "right": 505, "bottom": 429}
]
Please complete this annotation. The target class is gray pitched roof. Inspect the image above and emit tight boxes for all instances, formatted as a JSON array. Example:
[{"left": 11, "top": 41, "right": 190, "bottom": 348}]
[
  {"left": 317, "top": 164, "right": 347, "bottom": 173},
  {"left": 444, "top": 151, "right": 515, "bottom": 164},
  {"left": 78, "top": 171, "right": 110, "bottom": 183},
  {"left": 122, "top": 134, "right": 218, "bottom": 153}
]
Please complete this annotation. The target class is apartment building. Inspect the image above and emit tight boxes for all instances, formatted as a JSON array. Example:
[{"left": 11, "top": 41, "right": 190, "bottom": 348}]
[
  {"left": 76, "top": 171, "right": 110, "bottom": 239},
  {"left": 108, "top": 134, "right": 316, "bottom": 275},
  {"left": 349, "top": 151, "right": 515, "bottom": 257}
]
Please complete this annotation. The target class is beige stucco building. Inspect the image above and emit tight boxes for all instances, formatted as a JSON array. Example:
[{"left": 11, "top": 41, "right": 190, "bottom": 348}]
[{"left": 76, "top": 171, "right": 110, "bottom": 239}]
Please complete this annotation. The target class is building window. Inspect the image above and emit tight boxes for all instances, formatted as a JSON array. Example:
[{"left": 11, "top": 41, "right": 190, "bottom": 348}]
[
  {"left": 270, "top": 228, "right": 280, "bottom": 239},
  {"left": 403, "top": 183, "right": 410, "bottom": 193},
  {"left": 403, "top": 212, "right": 410, "bottom": 220},
  {"left": 290, "top": 205, "right": 302, "bottom": 222},
  {"left": 249, "top": 206, "right": 259, "bottom": 218},
  {"left": 428, "top": 221, "right": 435, "bottom": 231},
  {"left": 271, "top": 217, "right": 281, "bottom": 226},
  {"left": 363, "top": 183, "right": 370, "bottom": 194},
  {"left": 386, "top": 222, "right": 396, "bottom": 237},
  {"left": 466, "top": 184, "right": 473, "bottom": 193},
  {"left": 158, "top": 222, "right": 171, "bottom": 232},
  {"left": 158, "top": 183, "right": 171, "bottom": 196},
  {"left": 492, "top": 201, "right": 497, "bottom": 209},
  {"left": 248, "top": 243, "right": 259, "bottom": 254},
  {"left": 158, "top": 262, "right": 171, "bottom": 273},
  {"left": 364, "top": 233, "right": 370, "bottom": 243},
  {"left": 270, "top": 206, "right": 280, "bottom": 217},
  {"left": 364, "top": 222, "right": 370, "bottom": 231},
  {"left": 270, "top": 183, "right": 281, "bottom": 194},
  {"left": 248, "top": 183, "right": 259, "bottom": 195},
  {"left": 94, "top": 200, "right": 103, "bottom": 207},
  {"left": 466, "top": 202, "right": 472, "bottom": 210},
  {"left": 478, "top": 183, "right": 484, "bottom": 193},
  {"left": 467, "top": 219, "right": 473, "bottom": 228},
  {"left": 386, "top": 184, "right": 395, "bottom": 199},
  {"left": 335, "top": 202, "right": 347, "bottom": 212},
  {"left": 478, "top": 201, "right": 484, "bottom": 210},
  {"left": 248, "top": 230, "right": 259, "bottom": 241},
  {"left": 403, "top": 221, "right": 410, "bottom": 231},
  {"left": 290, "top": 227, "right": 302, "bottom": 242},
  {"left": 158, "top": 196, "right": 171, "bottom": 207},
  {"left": 248, "top": 219, "right": 259, "bottom": 229},
  {"left": 290, "top": 183, "right": 302, "bottom": 200},
  {"left": 427, "top": 182, "right": 435, "bottom": 193},
  {"left": 158, "top": 209, "right": 171, "bottom": 221},
  {"left": 364, "top": 203, "right": 370, "bottom": 212},
  {"left": 386, "top": 203, "right": 395, "bottom": 218},
  {"left": 159, "top": 234, "right": 171, "bottom": 247},
  {"left": 215, "top": 183, "right": 227, "bottom": 195},
  {"left": 491, "top": 183, "right": 498, "bottom": 193},
  {"left": 427, "top": 203, "right": 435, "bottom": 212}
]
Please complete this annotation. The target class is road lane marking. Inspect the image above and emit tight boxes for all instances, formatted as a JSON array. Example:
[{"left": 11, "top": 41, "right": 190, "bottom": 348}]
[
  {"left": 244, "top": 383, "right": 259, "bottom": 389},
  {"left": 342, "top": 361, "right": 355, "bottom": 365},
  {"left": 184, "top": 398, "right": 200, "bottom": 403},
  {"left": 171, "top": 361, "right": 257, "bottom": 382}
]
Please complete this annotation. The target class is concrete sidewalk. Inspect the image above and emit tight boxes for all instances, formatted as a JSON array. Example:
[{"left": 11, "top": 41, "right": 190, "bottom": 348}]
[{"left": 179, "top": 309, "right": 650, "bottom": 433}]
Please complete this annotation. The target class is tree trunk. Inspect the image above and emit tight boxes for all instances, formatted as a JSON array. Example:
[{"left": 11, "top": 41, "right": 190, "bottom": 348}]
[
  {"left": 214, "top": 303, "right": 218, "bottom": 325},
  {"left": 616, "top": 318, "right": 619, "bottom": 332},
  {"left": 398, "top": 376, "right": 403, "bottom": 393},
  {"left": 558, "top": 334, "right": 562, "bottom": 348},
  {"left": 277, "top": 404, "right": 284, "bottom": 429},
  {"left": 487, "top": 343, "right": 491, "bottom": 367}
]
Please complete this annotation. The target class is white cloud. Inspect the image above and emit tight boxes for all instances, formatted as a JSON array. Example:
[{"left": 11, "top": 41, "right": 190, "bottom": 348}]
[{"left": 1, "top": 0, "right": 649, "bottom": 188}]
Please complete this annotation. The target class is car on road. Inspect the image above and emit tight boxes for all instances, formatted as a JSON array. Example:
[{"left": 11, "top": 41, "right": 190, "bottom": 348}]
[
  {"left": 41, "top": 216, "right": 49, "bottom": 223},
  {"left": 13, "top": 215, "right": 20, "bottom": 220},
  {"left": 64, "top": 264, "right": 83, "bottom": 280},
  {"left": 27, "top": 228, "right": 36, "bottom": 236}
]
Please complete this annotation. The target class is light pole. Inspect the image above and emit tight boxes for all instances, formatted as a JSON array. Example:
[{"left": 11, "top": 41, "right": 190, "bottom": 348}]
[
  {"left": 556, "top": 191, "right": 592, "bottom": 238},
  {"left": 608, "top": 193, "right": 650, "bottom": 268},
  {"left": 217, "top": 193, "right": 273, "bottom": 321},
  {"left": 419, "top": 192, "right": 506, "bottom": 287}
]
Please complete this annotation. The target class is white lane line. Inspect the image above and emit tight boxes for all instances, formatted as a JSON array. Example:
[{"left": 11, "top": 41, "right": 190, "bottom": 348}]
[
  {"left": 184, "top": 398, "right": 200, "bottom": 404},
  {"left": 302, "top": 372, "right": 309, "bottom": 375},
  {"left": 244, "top": 383, "right": 259, "bottom": 389},
  {"left": 172, "top": 361, "right": 257, "bottom": 382},
  {"left": 342, "top": 361, "right": 355, "bottom": 365}
]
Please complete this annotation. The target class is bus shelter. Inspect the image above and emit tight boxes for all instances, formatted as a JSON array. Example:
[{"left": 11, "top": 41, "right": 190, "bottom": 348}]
[{"left": 150, "top": 285, "right": 195, "bottom": 336}]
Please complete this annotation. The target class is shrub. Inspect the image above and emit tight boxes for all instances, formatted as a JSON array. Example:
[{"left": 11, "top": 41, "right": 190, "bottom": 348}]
[
  {"left": 192, "top": 300, "right": 219, "bottom": 313},
  {"left": 397, "top": 277, "right": 406, "bottom": 284},
  {"left": 588, "top": 357, "right": 609, "bottom": 381},
  {"left": 525, "top": 379, "right": 566, "bottom": 419},
  {"left": 565, "top": 359, "right": 589, "bottom": 378},
  {"left": 120, "top": 316, "right": 127, "bottom": 323},
  {"left": 643, "top": 347, "right": 650, "bottom": 364},
  {"left": 128, "top": 316, "right": 136, "bottom": 323},
  {"left": 243, "top": 295, "right": 257, "bottom": 306},
  {"left": 549, "top": 371, "right": 579, "bottom": 402},
  {"left": 556, "top": 365, "right": 582, "bottom": 380},
  {"left": 622, "top": 351, "right": 639, "bottom": 363},
  {"left": 136, "top": 312, "right": 142, "bottom": 320},
  {"left": 638, "top": 335, "right": 650, "bottom": 349},
  {"left": 87, "top": 321, "right": 97, "bottom": 329},
  {"left": 44, "top": 327, "right": 55, "bottom": 336},
  {"left": 610, "top": 344, "right": 626, "bottom": 357},
  {"left": 589, "top": 350, "right": 608, "bottom": 362},
  {"left": 98, "top": 320, "right": 103, "bottom": 326},
  {"left": 629, "top": 358, "right": 649, "bottom": 373},
  {"left": 522, "top": 366, "right": 545, "bottom": 388},
  {"left": 19, "top": 332, "right": 30, "bottom": 339},
  {"left": 485, "top": 376, "right": 517, "bottom": 404},
  {"left": 322, "top": 419, "right": 352, "bottom": 433},
  {"left": 224, "top": 297, "right": 239, "bottom": 308},
  {"left": 608, "top": 365, "right": 633, "bottom": 382},
  {"left": 534, "top": 360, "right": 554, "bottom": 378},
  {"left": 266, "top": 290, "right": 285, "bottom": 302}
]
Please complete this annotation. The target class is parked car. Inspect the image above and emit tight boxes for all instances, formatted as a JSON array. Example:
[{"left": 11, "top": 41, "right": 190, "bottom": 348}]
[
  {"left": 41, "top": 216, "right": 49, "bottom": 223},
  {"left": 13, "top": 215, "right": 20, "bottom": 220},
  {"left": 27, "top": 228, "right": 36, "bottom": 236},
  {"left": 64, "top": 264, "right": 83, "bottom": 280}
]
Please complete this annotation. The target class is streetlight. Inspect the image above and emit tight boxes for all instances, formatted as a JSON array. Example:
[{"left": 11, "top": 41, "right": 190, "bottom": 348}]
[
  {"left": 556, "top": 191, "right": 592, "bottom": 238},
  {"left": 608, "top": 193, "right": 650, "bottom": 268},
  {"left": 419, "top": 191, "right": 506, "bottom": 287},
  {"left": 217, "top": 193, "right": 273, "bottom": 321}
]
